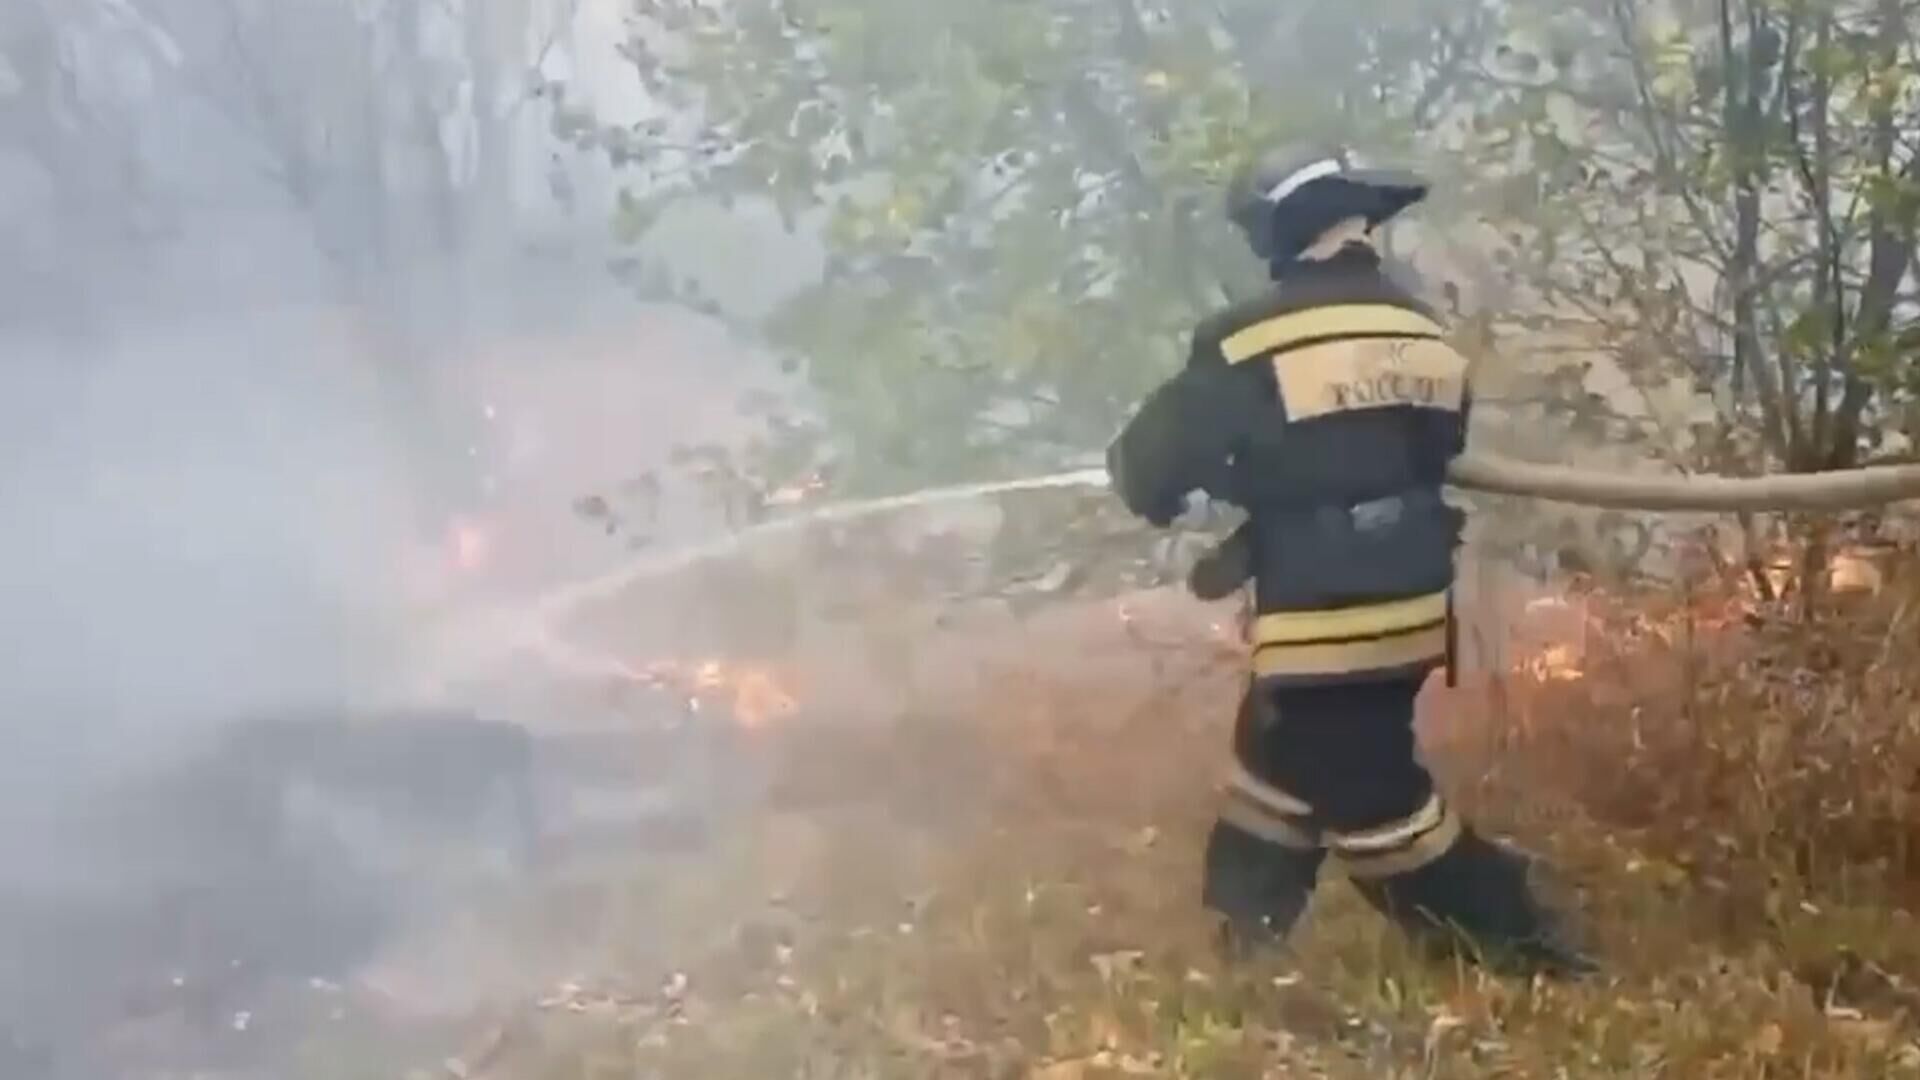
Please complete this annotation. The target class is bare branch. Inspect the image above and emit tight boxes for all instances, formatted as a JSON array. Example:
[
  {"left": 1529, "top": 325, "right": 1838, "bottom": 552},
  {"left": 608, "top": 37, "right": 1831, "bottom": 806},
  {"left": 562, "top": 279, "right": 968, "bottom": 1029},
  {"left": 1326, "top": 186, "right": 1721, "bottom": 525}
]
[
  {"left": 1715, "top": 0, "right": 1793, "bottom": 464},
  {"left": 1781, "top": 9, "right": 1839, "bottom": 456},
  {"left": 1828, "top": 0, "right": 1920, "bottom": 467}
]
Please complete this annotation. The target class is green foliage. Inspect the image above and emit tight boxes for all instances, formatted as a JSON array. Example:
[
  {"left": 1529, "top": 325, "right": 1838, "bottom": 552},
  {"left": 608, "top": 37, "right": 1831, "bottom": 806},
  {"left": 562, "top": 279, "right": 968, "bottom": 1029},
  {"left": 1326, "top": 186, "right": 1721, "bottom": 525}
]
[
  {"left": 580, "top": 0, "right": 1477, "bottom": 491},
  {"left": 577, "top": 0, "right": 1920, "bottom": 496}
]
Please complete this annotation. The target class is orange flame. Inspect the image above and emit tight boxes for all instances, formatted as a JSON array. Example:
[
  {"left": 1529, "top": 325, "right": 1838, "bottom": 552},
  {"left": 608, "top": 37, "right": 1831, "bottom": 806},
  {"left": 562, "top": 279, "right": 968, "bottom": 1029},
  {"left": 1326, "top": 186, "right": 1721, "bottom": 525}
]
[
  {"left": 1716, "top": 534, "right": 1887, "bottom": 603},
  {"left": 1520, "top": 642, "right": 1583, "bottom": 682},
  {"left": 629, "top": 658, "right": 800, "bottom": 729},
  {"left": 1501, "top": 540, "right": 1883, "bottom": 685}
]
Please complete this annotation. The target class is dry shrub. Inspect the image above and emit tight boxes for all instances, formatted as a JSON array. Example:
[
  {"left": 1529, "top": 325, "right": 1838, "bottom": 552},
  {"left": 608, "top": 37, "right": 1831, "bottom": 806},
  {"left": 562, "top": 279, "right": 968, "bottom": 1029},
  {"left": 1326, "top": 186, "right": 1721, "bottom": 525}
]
[
  {"left": 1451, "top": 555, "right": 1920, "bottom": 912},
  {"left": 511, "top": 552, "right": 1920, "bottom": 1078}
]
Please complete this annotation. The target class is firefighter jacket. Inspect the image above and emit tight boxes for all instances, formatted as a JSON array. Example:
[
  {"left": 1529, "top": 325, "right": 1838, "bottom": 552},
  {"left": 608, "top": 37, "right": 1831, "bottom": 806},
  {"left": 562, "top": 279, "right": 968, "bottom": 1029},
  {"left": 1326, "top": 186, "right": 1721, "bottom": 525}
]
[{"left": 1107, "top": 243, "right": 1471, "bottom": 686}]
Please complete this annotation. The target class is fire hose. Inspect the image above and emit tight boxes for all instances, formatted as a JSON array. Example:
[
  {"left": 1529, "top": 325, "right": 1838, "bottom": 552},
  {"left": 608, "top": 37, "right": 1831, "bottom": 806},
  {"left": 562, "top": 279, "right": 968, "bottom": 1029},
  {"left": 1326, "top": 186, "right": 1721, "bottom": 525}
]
[
  {"left": 427, "top": 452, "right": 1920, "bottom": 699},
  {"left": 1444, "top": 453, "right": 1920, "bottom": 512},
  {"left": 534, "top": 452, "right": 1920, "bottom": 624}
]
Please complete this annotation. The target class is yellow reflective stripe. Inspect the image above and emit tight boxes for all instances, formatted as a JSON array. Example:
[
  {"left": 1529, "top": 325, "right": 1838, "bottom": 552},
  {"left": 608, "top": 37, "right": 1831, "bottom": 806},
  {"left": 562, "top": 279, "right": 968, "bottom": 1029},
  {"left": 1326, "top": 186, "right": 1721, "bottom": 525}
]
[
  {"left": 1221, "top": 304, "right": 1447, "bottom": 364},
  {"left": 1219, "top": 790, "right": 1321, "bottom": 851},
  {"left": 1225, "top": 760, "right": 1313, "bottom": 816},
  {"left": 1253, "top": 591, "right": 1449, "bottom": 646},
  {"left": 1252, "top": 623, "right": 1448, "bottom": 679},
  {"left": 1337, "top": 811, "right": 1462, "bottom": 880},
  {"left": 1327, "top": 795, "right": 1445, "bottom": 854}
]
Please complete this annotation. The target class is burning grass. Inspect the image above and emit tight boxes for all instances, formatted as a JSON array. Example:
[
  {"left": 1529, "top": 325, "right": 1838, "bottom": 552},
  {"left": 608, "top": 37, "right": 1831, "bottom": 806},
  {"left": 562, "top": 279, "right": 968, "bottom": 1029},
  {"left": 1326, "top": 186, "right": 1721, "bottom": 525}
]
[
  {"left": 624, "top": 658, "right": 802, "bottom": 730},
  {"left": 489, "top": 551, "right": 1920, "bottom": 1079}
]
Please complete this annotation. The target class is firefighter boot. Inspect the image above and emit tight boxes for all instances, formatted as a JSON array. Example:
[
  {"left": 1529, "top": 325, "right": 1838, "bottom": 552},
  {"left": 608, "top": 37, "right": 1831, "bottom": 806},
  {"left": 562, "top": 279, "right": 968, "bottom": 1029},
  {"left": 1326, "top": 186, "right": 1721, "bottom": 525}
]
[
  {"left": 1351, "top": 827, "right": 1597, "bottom": 978},
  {"left": 1202, "top": 820, "right": 1326, "bottom": 962}
]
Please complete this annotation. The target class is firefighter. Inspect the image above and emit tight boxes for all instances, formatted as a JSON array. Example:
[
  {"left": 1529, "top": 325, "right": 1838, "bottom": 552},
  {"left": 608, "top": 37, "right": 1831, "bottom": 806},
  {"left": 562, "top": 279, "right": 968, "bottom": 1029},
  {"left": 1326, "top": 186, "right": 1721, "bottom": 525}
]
[{"left": 1106, "top": 145, "right": 1595, "bottom": 977}]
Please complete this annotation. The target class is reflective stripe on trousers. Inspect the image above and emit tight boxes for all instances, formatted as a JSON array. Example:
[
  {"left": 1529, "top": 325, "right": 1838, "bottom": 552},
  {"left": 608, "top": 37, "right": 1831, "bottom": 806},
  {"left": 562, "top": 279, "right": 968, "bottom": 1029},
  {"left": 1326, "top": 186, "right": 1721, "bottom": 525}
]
[
  {"left": 1325, "top": 793, "right": 1462, "bottom": 879},
  {"left": 1218, "top": 764, "right": 1461, "bottom": 877}
]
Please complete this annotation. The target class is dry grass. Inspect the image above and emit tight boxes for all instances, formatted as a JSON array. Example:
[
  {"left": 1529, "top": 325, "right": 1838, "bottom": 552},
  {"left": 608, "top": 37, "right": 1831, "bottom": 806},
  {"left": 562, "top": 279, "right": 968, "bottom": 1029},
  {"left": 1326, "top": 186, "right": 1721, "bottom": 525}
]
[{"left": 496, "top": 555, "right": 1920, "bottom": 1079}]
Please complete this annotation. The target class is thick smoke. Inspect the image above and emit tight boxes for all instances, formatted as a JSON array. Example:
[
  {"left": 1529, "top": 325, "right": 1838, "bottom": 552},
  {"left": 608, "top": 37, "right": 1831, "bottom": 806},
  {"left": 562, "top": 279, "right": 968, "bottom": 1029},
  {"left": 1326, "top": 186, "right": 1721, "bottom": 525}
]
[
  {"left": 0, "top": 299, "right": 419, "bottom": 855},
  {"left": 0, "top": 3, "right": 820, "bottom": 1071}
]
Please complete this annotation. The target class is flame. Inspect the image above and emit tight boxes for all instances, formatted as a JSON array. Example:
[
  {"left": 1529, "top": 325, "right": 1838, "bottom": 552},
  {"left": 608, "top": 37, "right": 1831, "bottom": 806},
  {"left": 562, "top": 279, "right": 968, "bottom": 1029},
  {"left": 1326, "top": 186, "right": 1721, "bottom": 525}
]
[
  {"left": 1751, "top": 544, "right": 1884, "bottom": 601},
  {"left": 629, "top": 658, "right": 799, "bottom": 729},
  {"left": 1501, "top": 539, "right": 1885, "bottom": 686},
  {"left": 1828, "top": 550, "right": 1882, "bottom": 594},
  {"left": 1507, "top": 589, "right": 1590, "bottom": 683},
  {"left": 1521, "top": 642, "right": 1583, "bottom": 682}
]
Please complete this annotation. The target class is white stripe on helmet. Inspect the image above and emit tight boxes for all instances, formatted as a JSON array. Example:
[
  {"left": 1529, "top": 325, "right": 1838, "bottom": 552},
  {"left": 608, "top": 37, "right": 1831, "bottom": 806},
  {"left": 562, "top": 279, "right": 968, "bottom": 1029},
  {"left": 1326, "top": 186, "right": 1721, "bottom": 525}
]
[{"left": 1261, "top": 158, "right": 1343, "bottom": 204}]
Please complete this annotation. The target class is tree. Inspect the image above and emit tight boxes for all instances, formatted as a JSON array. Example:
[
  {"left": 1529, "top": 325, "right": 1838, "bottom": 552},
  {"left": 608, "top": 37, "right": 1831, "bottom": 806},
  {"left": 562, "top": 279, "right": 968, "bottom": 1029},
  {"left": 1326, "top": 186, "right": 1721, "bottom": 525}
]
[
  {"left": 575, "top": 0, "right": 1920, "bottom": 601},
  {"left": 1449, "top": 0, "right": 1920, "bottom": 471},
  {"left": 0, "top": 0, "right": 184, "bottom": 333},
  {"left": 138, "top": 0, "right": 582, "bottom": 527},
  {"left": 582, "top": 0, "right": 1484, "bottom": 492},
  {"left": 0, "top": 0, "right": 182, "bottom": 235},
  {"left": 1429, "top": 0, "right": 1920, "bottom": 598},
  {"left": 161, "top": 0, "right": 575, "bottom": 275}
]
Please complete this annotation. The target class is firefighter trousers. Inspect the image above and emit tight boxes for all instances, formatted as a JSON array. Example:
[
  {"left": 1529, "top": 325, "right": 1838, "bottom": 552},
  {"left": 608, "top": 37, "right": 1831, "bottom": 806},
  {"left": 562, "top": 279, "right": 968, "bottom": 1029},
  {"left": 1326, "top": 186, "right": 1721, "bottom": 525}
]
[{"left": 1201, "top": 675, "right": 1591, "bottom": 974}]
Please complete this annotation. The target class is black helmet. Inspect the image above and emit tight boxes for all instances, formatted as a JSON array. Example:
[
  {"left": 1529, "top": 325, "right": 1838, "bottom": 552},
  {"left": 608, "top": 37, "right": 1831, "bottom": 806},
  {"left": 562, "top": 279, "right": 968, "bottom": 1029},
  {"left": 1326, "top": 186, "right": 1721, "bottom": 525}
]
[{"left": 1225, "top": 145, "right": 1428, "bottom": 264}]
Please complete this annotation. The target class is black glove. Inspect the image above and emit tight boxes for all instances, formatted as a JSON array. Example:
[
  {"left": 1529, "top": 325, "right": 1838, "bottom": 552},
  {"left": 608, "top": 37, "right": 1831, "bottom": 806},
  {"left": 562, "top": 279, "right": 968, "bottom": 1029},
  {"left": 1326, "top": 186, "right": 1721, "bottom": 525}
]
[
  {"left": 1106, "top": 439, "right": 1177, "bottom": 526},
  {"left": 1187, "top": 522, "right": 1255, "bottom": 601}
]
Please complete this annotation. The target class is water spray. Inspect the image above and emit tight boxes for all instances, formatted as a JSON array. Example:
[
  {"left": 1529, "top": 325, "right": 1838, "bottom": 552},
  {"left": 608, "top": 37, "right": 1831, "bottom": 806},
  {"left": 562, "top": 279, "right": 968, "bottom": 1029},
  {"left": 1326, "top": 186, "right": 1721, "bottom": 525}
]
[
  {"left": 429, "top": 467, "right": 1114, "bottom": 694},
  {"left": 530, "top": 467, "right": 1113, "bottom": 623}
]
